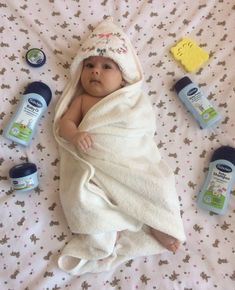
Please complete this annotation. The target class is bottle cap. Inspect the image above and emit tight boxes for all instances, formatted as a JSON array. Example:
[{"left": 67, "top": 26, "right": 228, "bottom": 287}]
[
  {"left": 174, "top": 76, "right": 192, "bottom": 94},
  {"left": 26, "top": 48, "right": 46, "bottom": 67},
  {"left": 211, "top": 146, "right": 235, "bottom": 166},
  {"left": 9, "top": 162, "right": 37, "bottom": 178},
  {"left": 25, "top": 81, "right": 52, "bottom": 106}
]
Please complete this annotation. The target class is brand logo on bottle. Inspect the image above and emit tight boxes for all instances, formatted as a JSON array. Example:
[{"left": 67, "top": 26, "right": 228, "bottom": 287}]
[
  {"left": 216, "top": 163, "right": 232, "bottom": 173},
  {"left": 28, "top": 98, "right": 43, "bottom": 108},
  {"left": 187, "top": 88, "right": 198, "bottom": 96}
]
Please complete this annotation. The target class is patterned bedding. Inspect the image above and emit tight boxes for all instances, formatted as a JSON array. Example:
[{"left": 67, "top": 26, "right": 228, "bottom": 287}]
[{"left": 1, "top": 1, "right": 235, "bottom": 289}]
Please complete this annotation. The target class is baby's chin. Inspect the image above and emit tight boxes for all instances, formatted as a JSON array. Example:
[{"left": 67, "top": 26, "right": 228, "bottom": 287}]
[
  {"left": 84, "top": 89, "right": 113, "bottom": 98},
  {"left": 80, "top": 86, "right": 105, "bottom": 98},
  {"left": 81, "top": 83, "right": 123, "bottom": 98}
]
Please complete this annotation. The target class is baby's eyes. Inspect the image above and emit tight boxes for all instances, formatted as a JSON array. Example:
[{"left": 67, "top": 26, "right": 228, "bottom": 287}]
[
  {"left": 84, "top": 63, "right": 113, "bottom": 69},
  {"left": 84, "top": 63, "right": 94, "bottom": 68},
  {"left": 103, "top": 64, "right": 112, "bottom": 69}
]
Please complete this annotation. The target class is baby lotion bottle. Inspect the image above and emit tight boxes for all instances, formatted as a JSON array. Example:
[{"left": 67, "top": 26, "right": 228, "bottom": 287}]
[
  {"left": 197, "top": 146, "right": 235, "bottom": 215},
  {"left": 4, "top": 81, "right": 52, "bottom": 146},
  {"left": 174, "top": 76, "right": 221, "bottom": 129}
]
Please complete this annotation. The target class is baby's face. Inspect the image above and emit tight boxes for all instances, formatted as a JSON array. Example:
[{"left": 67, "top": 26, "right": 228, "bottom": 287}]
[{"left": 80, "top": 56, "right": 124, "bottom": 98}]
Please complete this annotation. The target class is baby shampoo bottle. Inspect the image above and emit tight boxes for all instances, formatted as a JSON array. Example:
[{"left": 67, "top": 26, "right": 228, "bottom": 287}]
[
  {"left": 4, "top": 81, "right": 52, "bottom": 146},
  {"left": 174, "top": 76, "right": 221, "bottom": 129},
  {"left": 197, "top": 146, "right": 235, "bottom": 215}
]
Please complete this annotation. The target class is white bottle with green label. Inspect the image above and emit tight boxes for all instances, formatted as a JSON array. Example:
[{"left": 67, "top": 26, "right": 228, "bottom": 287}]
[
  {"left": 174, "top": 76, "right": 221, "bottom": 129},
  {"left": 197, "top": 146, "right": 235, "bottom": 215},
  {"left": 4, "top": 81, "right": 52, "bottom": 146}
]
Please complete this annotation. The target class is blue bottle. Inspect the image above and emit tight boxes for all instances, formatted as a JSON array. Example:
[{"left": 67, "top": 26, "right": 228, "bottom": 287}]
[
  {"left": 197, "top": 146, "right": 235, "bottom": 215},
  {"left": 174, "top": 76, "right": 221, "bottom": 129},
  {"left": 4, "top": 81, "right": 52, "bottom": 146}
]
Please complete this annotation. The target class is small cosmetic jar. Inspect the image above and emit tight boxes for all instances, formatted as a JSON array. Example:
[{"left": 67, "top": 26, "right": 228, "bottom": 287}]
[
  {"left": 9, "top": 162, "right": 39, "bottom": 192},
  {"left": 26, "top": 48, "right": 46, "bottom": 67}
]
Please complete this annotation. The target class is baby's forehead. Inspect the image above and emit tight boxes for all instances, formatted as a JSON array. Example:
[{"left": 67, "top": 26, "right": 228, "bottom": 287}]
[{"left": 84, "top": 56, "right": 117, "bottom": 65}]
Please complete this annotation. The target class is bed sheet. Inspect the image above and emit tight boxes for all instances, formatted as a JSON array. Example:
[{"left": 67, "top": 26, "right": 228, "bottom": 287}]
[{"left": 0, "top": 0, "right": 235, "bottom": 289}]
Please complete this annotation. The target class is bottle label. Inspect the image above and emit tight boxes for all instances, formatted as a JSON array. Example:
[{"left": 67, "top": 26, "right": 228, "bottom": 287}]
[
  {"left": 202, "top": 163, "right": 233, "bottom": 209},
  {"left": 8, "top": 94, "right": 45, "bottom": 142},
  {"left": 186, "top": 87, "right": 218, "bottom": 123}
]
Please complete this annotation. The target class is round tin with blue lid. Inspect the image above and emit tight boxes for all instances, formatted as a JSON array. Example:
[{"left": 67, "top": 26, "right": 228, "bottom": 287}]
[
  {"left": 9, "top": 162, "right": 39, "bottom": 192},
  {"left": 26, "top": 48, "right": 46, "bottom": 67}
]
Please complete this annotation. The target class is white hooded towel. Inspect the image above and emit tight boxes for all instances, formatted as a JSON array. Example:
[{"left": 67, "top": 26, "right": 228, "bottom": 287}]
[{"left": 53, "top": 17, "right": 186, "bottom": 275}]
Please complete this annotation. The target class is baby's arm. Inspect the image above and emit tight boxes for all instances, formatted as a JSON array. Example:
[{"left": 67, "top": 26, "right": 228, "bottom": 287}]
[{"left": 59, "top": 96, "right": 93, "bottom": 152}]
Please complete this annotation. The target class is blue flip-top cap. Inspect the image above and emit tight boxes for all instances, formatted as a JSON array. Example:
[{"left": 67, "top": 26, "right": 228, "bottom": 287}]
[
  {"left": 211, "top": 146, "right": 235, "bottom": 166},
  {"left": 24, "top": 81, "right": 52, "bottom": 106},
  {"left": 174, "top": 76, "right": 192, "bottom": 94}
]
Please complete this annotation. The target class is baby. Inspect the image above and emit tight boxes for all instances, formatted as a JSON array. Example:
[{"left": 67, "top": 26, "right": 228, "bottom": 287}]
[
  {"left": 59, "top": 56, "right": 124, "bottom": 152},
  {"left": 59, "top": 55, "right": 180, "bottom": 253}
]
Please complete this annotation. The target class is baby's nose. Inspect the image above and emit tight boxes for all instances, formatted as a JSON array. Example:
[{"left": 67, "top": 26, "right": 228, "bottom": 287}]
[{"left": 91, "top": 67, "right": 100, "bottom": 74}]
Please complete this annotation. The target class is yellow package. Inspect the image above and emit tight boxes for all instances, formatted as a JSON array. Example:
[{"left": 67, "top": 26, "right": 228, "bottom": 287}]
[{"left": 170, "top": 38, "right": 209, "bottom": 72}]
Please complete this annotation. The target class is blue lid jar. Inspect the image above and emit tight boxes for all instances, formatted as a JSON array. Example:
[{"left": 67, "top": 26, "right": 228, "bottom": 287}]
[
  {"left": 9, "top": 162, "right": 39, "bottom": 192},
  {"left": 26, "top": 48, "right": 46, "bottom": 67}
]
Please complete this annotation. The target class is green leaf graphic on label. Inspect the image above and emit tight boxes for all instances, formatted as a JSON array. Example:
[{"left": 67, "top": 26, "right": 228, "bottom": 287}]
[
  {"left": 9, "top": 122, "right": 32, "bottom": 142},
  {"left": 201, "top": 108, "right": 218, "bottom": 123},
  {"left": 203, "top": 191, "right": 225, "bottom": 209}
]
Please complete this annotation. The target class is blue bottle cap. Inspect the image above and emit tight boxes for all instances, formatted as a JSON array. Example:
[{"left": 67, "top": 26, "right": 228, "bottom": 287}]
[
  {"left": 9, "top": 162, "right": 37, "bottom": 178},
  {"left": 26, "top": 48, "right": 46, "bottom": 67},
  {"left": 211, "top": 146, "right": 235, "bottom": 166},
  {"left": 24, "top": 81, "right": 52, "bottom": 106},
  {"left": 174, "top": 76, "right": 192, "bottom": 94}
]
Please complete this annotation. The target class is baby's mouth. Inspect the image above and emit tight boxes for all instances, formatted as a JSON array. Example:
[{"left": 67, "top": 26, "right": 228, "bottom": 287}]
[{"left": 90, "top": 79, "right": 101, "bottom": 84}]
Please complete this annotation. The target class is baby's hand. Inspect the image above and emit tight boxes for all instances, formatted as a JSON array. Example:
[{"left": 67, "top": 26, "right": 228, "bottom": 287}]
[{"left": 72, "top": 131, "right": 94, "bottom": 152}]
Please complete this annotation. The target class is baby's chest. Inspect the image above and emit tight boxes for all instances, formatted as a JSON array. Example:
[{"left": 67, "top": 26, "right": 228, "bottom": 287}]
[{"left": 82, "top": 95, "right": 100, "bottom": 116}]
